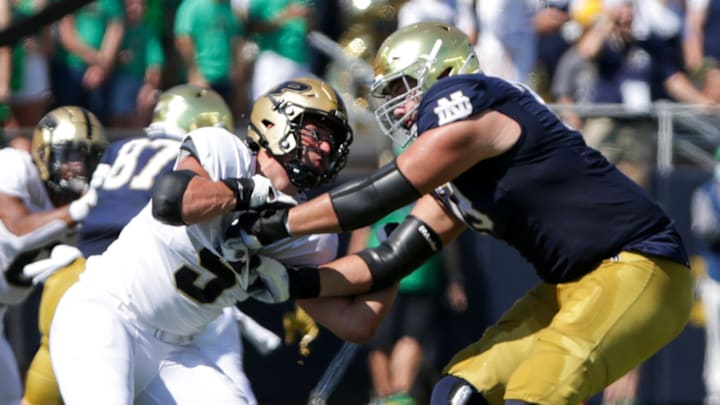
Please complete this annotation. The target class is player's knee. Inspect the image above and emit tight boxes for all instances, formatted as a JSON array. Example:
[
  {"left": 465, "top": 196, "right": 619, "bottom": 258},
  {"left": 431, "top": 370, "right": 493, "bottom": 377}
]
[{"left": 431, "top": 375, "right": 489, "bottom": 405}]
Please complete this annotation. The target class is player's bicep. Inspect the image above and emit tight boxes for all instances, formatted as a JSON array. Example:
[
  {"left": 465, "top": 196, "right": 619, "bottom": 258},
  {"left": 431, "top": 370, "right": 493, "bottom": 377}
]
[
  {"left": 398, "top": 113, "right": 518, "bottom": 194},
  {"left": 396, "top": 122, "right": 477, "bottom": 193}
]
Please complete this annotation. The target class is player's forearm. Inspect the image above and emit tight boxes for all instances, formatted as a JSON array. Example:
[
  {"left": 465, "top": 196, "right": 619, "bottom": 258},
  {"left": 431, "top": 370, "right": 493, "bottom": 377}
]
[
  {"left": 287, "top": 194, "right": 342, "bottom": 235},
  {"left": 287, "top": 160, "right": 421, "bottom": 236},
  {"left": 180, "top": 177, "right": 236, "bottom": 224},
  {"left": 301, "top": 284, "right": 397, "bottom": 343},
  {"left": 317, "top": 254, "right": 375, "bottom": 297},
  {"left": 1, "top": 207, "right": 73, "bottom": 236}
]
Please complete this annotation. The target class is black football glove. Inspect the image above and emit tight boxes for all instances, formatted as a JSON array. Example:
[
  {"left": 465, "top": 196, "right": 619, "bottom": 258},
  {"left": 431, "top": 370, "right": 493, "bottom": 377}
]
[{"left": 235, "top": 209, "right": 291, "bottom": 246}]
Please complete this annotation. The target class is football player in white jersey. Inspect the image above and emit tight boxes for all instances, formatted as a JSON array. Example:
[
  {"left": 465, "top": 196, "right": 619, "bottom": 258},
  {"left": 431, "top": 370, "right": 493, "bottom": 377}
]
[
  {"left": 0, "top": 106, "right": 108, "bottom": 405},
  {"left": 49, "top": 77, "right": 397, "bottom": 404},
  {"left": 22, "top": 85, "right": 278, "bottom": 405}
]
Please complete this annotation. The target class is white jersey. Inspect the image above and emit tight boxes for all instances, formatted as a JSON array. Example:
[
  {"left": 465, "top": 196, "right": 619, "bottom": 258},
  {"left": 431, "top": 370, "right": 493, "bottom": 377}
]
[
  {"left": 0, "top": 148, "right": 55, "bottom": 404},
  {"left": 0, "top": 148, "right": 55, "bottom": 305},
  {"left": 79, "top": 127, "right": 338, "bottom": 337}
]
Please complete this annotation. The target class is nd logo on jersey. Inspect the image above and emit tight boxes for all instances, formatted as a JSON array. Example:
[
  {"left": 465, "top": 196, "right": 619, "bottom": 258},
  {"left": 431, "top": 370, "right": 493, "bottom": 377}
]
[{"left": 433, "top": 91, "right": 472, "bottom": 126}]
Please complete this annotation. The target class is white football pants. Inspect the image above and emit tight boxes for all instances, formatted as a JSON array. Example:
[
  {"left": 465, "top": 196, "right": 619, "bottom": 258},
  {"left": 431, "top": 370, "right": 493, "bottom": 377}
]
[
  {"left": 702, "top": 275, "right": 720, "bottom": 405},
  {"left": 50, "top": 281, "right": 252, "bottom": 405},
  {"left": 0, "top": 308, "right": 21, "bottom": 405}
]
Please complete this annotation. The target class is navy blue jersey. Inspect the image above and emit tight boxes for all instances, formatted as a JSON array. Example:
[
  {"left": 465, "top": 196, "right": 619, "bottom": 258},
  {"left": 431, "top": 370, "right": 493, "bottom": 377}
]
[
  {"left": 418, "top": 74, "right": 688, "bottom": 283},
  {"left": 77, "top": 136, "right": 180, "bottom": 256}
]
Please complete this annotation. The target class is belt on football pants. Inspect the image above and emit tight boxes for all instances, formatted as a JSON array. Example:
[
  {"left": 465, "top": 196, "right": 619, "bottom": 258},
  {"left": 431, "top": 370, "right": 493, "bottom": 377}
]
[{"left": 117, "top": 302, "right": 198, "bottom": 345}]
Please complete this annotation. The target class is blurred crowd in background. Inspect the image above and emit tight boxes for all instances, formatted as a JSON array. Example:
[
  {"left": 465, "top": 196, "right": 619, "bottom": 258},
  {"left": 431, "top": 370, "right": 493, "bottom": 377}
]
[{"left": 2, "top": 0, "right": 718, "bottom": 147}]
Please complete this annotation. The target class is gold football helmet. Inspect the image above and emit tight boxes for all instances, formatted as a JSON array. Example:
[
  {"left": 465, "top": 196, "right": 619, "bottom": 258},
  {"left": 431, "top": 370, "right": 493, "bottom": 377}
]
[
  {"left": 371, "top": 22, "right": 479, "bottom": 146},
  {"left": 147, "top": 84, "right": 234, "bottom": 138},
  {"left": 32, "top": 106, "right": 109, "bottom": 202},
  {"left": 248, "top": 77, "right": 353, "bottom": 189}
]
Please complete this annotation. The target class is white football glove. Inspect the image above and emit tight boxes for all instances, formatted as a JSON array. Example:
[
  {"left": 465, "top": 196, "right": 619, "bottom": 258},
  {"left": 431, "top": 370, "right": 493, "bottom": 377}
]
[
  {"left": 22, "top": 244, "right": 82, "bottom": 285},
  {"left": 246, "top": 255, "right": 290, "bottom": 304},
  {"left": 232, "top": 307, "right": 282, "bottom": 355},
  {"left": 249, "top": 174, "right": 298, "bottom": 209},
  {"left": 224, "top": 174, "right": 298, "bottom": 211},
  {"left": 67, "top": 163, "right": 110, "bottom": 222},
  {"left": 68, "top": 187, "right": 98, "bottom": 222}
]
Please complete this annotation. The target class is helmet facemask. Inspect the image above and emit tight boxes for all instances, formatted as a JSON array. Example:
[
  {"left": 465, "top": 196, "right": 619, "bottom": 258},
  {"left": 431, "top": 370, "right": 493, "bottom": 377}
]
[
  {"left": 44, "top": 141, "right": 104, "bottom": 201},
  {"left": 371, "top": 39, "right": 441, "bottom": 147}
]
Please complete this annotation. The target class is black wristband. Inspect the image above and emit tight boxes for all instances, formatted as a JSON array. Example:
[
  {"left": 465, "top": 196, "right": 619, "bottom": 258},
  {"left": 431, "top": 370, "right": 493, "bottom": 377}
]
[
  {"left": 221, "top": 178, "right": 255, "bottom": 211},
  {"left": 287, "top": 266, "right": 321, "bottom": 298}
]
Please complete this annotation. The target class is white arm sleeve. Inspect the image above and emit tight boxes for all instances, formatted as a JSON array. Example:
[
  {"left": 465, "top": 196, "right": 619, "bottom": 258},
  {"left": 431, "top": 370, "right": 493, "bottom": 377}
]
[{"left": 0, "top": 219, "right": 68, "bottom": 254}]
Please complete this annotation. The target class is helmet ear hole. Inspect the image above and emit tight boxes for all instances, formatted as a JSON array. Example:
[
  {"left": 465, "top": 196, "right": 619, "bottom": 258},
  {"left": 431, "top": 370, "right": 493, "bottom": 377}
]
[{"left": 438, "top": 67, "right": 453, "bottom": 80}]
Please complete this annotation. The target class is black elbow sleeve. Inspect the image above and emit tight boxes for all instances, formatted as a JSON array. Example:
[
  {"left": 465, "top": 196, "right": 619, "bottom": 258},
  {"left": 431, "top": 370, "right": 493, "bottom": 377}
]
[
  {"left": 329, "top": 159, "right": 421, "bottom": 231},
  {"left": 356, "top": 215, "right": 443, "bottom": 291},
  {"left": 152, "top": 170, "right": 197, "bottom": 226}
]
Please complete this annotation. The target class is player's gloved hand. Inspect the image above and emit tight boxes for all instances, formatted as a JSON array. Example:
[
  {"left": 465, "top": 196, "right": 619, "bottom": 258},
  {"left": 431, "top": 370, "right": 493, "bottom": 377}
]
[
  {"left": 222, "top": 174, "right": 297, "bottom": 211},
  {"left": 236, "top": 209, "right": 291, "bottom": 246},
  {"left": 67, "top": 186, "right": 98, "bottom": 222},
  {"left": 232, "top": 306, "right": 282, "bottom": 355},
  {"left": 224, "top": 214, "right": 266, "bottom": 253},
  {"left": 22, "top": 244, "right": 82, "bottom": 285},
  {"left": 246, "top": 255, "right": 291, "bottom": 303},
  {"left": 283, "top": 304, "right": 319, "bottom": 357},
  {"left": 67, "top": 163, "right": 110, "bottom": 223}
]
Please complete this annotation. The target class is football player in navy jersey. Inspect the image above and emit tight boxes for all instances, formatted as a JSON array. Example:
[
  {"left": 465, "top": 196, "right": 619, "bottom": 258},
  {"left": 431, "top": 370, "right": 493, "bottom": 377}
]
[{"left": 240, "top": 22, "right": 694, "bottom": 405}]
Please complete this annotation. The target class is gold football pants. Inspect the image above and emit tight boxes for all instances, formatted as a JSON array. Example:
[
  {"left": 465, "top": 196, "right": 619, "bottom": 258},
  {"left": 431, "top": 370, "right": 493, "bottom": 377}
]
[
  {"left": 23, "top": 257, "right": 85, "bottom": 405},
  {"left": 444, "top": 251, "right": 692, "bottom": 405}
]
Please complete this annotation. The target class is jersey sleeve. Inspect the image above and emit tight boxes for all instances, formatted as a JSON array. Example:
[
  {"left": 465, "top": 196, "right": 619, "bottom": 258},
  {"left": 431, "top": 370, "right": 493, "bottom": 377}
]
[
  {"left": 416, "top": 74, "right": 495, "bottom": 134},
  {"left": 174, "top": 0, "right": 195, "bottom": 35},
  {"left": 178, "top": 127, "right": 254, "bottom": 181},
  {"left": 0, "top": 149, "right": 35, "bottom": 199}
]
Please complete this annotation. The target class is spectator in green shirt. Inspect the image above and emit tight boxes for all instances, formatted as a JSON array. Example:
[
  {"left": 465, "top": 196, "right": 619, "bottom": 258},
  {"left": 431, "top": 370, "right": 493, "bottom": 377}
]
[
  {"left": 247, "top": 0, "right": 312, "bottom": 100},
  {"left": 52, "top": 0, "right": 125, "bottom": 122},
  {"left": 174, "top": 0, "right": 244, "bottom": 110},
  {"left": 110, "top": 0, "right": 164, "bottom": 128}
]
